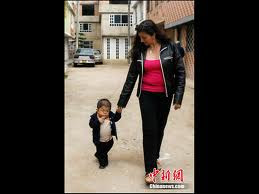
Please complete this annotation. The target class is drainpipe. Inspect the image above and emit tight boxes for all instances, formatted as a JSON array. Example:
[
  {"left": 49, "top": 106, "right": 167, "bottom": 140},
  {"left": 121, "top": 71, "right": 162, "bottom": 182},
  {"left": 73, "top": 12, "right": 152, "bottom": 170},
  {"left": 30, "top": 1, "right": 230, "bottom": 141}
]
[
  {"left": 128, "top": 0, "right": 131, "bottom": 64},
  {"left": 76, "top": 1, "right": 79, "bottom": 50}
]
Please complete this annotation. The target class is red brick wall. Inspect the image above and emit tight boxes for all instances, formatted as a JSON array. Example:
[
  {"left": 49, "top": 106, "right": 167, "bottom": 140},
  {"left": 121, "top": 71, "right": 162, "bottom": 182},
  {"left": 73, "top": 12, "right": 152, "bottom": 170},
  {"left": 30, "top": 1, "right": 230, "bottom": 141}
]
[{"left": 147, "top": 1, "right": 194, "bottom": 25}]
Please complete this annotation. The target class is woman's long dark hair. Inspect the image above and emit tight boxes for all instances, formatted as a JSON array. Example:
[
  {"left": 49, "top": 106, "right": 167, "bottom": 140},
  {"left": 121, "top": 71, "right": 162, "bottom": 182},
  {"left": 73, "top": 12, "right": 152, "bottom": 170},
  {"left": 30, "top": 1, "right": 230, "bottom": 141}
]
[{"left": 130, "top": 20, "right": 171, "bottom": 62}]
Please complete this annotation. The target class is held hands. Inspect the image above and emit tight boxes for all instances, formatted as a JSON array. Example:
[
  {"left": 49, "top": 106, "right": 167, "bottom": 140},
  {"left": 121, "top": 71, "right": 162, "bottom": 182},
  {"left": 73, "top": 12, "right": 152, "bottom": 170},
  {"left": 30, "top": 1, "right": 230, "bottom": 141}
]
[{"left": 116, "top": 106, "right": 123, "bottom": 113}]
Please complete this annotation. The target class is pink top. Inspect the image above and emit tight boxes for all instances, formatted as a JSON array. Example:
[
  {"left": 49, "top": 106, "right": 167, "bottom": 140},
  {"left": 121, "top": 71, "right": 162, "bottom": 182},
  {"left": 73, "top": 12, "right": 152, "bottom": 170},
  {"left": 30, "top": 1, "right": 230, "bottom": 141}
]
[{"left": 141, "top": 59, "right": 165, "bottom": 93}]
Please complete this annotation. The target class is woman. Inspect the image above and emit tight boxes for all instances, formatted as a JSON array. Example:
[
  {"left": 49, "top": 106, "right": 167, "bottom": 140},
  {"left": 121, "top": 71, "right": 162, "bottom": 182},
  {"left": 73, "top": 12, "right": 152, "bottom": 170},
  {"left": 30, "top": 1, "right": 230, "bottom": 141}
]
[{"left": 116, "top": 20, "right": 186, "bottom": 184}]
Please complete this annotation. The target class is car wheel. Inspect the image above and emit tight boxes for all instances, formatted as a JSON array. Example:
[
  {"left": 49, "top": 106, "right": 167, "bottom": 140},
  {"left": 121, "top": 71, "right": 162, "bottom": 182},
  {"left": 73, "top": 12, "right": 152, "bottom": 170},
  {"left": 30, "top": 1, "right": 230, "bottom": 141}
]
[{"left": 74, "top": 63, "right": 78, "bottom": 67}]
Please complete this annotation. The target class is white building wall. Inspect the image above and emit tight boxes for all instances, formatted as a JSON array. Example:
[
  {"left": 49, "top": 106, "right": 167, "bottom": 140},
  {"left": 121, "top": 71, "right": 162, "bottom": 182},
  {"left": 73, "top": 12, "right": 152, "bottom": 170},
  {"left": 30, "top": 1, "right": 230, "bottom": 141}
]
[
  {"left": 101, "top": 14, "right": 134, "bottom": 37},
  {"left": 132, "top": 0, "right": 147, "bottom": 35},
  {"left": 99, "top": 1, "right": 135, "bottom": 61}
]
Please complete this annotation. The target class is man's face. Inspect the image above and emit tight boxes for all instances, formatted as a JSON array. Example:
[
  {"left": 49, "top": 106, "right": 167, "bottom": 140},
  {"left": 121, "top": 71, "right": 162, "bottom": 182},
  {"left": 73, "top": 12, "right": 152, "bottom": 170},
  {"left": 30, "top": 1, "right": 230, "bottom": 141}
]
[
  {"left": 97, "top": 106, "right": 110, "bottom": 118},
  {"left": 139, "top": 31, "right": 155, "bottom": 46}
]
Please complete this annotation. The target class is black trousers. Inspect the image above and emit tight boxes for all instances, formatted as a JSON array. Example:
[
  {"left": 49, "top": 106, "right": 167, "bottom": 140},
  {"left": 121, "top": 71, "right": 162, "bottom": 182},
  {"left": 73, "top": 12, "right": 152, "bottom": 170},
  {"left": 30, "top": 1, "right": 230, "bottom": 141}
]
[
  {"left": 139, "top": 91, "right": 173, "bottom": 174},
  {"left": 95, "top": 138, "right": 114, "bottom": 166}
]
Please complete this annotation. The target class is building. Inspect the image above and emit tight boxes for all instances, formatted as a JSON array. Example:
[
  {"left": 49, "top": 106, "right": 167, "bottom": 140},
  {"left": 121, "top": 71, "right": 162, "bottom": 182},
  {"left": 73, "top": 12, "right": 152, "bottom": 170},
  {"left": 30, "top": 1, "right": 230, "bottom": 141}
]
[
  {"left": 99, "top": 0, "right": 134, "bottom": 63},
  {"left": 77, "top": 1, "right": 101, "bottom": 49},
  {"left": 131, "top": 1, "right": 147, "bottom": 34},
  {"left": 147, "top": 1, "right": 194, "bottom": 83},
  {"left": 64, "top": 1, "right": 77, "bottom": 68}
]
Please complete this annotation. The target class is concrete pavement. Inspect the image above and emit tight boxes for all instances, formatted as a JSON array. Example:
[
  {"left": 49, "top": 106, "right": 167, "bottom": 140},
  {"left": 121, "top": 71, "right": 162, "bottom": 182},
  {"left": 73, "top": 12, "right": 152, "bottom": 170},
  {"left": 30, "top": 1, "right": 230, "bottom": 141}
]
[{"left": 65, "top": 62, "right": 194, "bottom": 193}]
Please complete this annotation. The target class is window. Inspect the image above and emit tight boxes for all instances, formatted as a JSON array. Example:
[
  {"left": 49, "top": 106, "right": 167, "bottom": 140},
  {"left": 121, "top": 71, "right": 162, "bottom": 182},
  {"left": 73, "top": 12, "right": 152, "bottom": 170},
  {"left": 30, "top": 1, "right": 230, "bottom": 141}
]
[
  {"left": 110, "top": 14, "right": 133, "bottom": 26},
  {"left": 115, "top": 15, "right": 121, "bottom": 23},
  {"left": 80, "top": 23, "right": 92, "bottom": 32},
  {"left": 83, "top": 41, "right": 93, "bottom": 48},
  {"left": 109, "top": 0, "right": 128, "bottom": 4},
  {"left": 116, "top": 39, "right": 119, "bottom": 59},
  {"left": 125, "top": 38, "right": 129, "bottom": 59},
  {"left": 186, "top": 23, "right": 194, "bottom": 52},
  {"left": 122, "top": 15, "right": 128, "bottom": 23},
  {"left": 82, "top": 4, "right": 94, "bottom": 16},
  {"left": 107, "top": 38, "right": 110, "bottom": 59}
]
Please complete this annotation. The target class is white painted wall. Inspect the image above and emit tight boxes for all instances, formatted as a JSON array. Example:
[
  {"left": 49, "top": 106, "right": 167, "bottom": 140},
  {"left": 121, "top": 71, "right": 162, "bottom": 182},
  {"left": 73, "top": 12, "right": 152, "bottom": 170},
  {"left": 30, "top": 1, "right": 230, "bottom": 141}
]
[
  {"left": 101, "top": 14, "right": 134, "bottom": 37},
  {"left": 132, "top": 0, "right": 147, "bottom": 35},
  {"left": 99, "top": 1, "right": 134, "bottom": 13}
]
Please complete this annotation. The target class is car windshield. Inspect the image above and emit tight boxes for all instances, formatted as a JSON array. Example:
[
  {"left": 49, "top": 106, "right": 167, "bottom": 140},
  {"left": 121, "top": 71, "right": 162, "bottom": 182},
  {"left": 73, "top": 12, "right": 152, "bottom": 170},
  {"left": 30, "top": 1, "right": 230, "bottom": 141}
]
[
  {"left": 76, "top": 49, "right": 93, "bottom": 55},
  {"left": 94, "top": 50, "right": 101, "bottom": 55}
]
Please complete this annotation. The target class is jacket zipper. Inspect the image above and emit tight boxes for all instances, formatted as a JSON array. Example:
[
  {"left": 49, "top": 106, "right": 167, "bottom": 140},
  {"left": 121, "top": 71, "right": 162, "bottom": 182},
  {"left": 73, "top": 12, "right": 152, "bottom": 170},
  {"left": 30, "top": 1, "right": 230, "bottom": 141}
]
[
  {"left": 138, "top": 53, "right": 144, "bottom": 98},
  {"left": 159, "top": 47, "right": 168, "bottom": 97}
]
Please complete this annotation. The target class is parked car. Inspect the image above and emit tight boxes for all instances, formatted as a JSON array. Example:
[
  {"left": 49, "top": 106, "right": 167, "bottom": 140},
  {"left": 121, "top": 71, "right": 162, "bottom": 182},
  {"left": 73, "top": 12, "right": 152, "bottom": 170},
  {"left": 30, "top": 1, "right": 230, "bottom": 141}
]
[
  {"left": 73, "top": 48, "right": 95, "bottom": 67},
  {"left": 93, "top": 49, "right": 103, "bottom": 64}
]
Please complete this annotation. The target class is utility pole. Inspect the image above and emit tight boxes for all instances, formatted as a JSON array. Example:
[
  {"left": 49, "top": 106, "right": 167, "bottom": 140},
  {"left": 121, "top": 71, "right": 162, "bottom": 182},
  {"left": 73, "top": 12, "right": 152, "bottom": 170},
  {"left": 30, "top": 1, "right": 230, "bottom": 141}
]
[
  {"left": 76, "top": 0, "right": 79, "bottom": 50},
  {"left": 128, "top": 0, "right": 131, "bottom": 64}
]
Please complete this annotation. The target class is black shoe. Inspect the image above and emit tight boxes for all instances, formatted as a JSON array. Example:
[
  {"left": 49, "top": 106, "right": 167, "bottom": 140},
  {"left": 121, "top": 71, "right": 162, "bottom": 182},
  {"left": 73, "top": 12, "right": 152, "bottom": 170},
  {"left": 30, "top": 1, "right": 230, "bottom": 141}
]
[{"left": 99, "top": 165, "right": 106, "bottom": 169}]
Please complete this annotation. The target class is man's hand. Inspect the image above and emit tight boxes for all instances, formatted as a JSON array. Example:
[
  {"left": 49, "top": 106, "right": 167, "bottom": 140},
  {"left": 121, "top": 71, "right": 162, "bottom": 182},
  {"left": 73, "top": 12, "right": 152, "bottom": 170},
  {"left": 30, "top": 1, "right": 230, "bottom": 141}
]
[
  {"left": 116, "top": 106, "right": 123, "bottom": 113},
  {"left": 174, "top": 103, "right": 181, "bottom": 110}
]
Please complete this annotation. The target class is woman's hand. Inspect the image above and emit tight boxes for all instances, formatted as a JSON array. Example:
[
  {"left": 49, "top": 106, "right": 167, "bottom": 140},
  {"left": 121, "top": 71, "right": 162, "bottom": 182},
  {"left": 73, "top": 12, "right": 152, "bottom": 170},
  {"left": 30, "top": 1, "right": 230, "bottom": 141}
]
[
  {"left": 174, "top": 103, "right": 181, "bottom": 110},
  {"left": 116, "top": 106, "right": 123, "bottom": 113}
]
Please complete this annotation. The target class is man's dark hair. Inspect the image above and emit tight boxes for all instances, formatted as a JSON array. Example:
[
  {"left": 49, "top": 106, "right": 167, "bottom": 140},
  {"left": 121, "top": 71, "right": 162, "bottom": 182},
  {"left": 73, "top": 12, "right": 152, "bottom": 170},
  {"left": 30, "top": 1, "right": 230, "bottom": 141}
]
[{"left": 97, "top": 98, "right": 112, "bottom": 110}]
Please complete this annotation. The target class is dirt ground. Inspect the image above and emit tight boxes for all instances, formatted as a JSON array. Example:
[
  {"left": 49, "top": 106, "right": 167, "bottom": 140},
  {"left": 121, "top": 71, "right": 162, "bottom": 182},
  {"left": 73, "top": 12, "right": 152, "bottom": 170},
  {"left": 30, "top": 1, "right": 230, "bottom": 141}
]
[{"left": 65, "top": 62, "right": 194, "bottom": 193}]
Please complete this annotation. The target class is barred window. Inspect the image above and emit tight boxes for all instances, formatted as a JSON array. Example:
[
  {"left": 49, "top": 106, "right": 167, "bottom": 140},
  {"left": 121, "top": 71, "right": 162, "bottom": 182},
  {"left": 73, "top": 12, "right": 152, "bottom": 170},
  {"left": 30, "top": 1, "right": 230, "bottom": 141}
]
[
  {"left": 186, "top": 23, "right": 194, "bottom": 52},
  {"left": 125, "top": 38, "right": 129, "bottom": 59},
  {"left": 116, "top": 39, "right": 119, "bottom": 59},
  {"left": 107, "top": 38, "right": 110, "bottom": 59},
  {"left": 80, "top": 23, "right": 92, "bottom": 32},
  {"left": 110, "top": 14, "right": 133, "bottom": 26}
]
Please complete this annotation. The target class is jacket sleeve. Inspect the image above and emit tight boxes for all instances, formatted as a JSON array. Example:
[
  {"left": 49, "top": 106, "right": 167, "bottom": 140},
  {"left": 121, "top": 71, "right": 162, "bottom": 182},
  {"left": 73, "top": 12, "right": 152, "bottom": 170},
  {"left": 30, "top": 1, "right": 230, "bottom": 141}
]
[
  {"left": 113, "top": 111, "right": 121, "bottom": 122},
  {"left": 89, "top": 114, "right": 101, "bottom": 145},
  {"left": 117, "top": 60, "right": 139, "bottom": 108},
  {"left": 172, "top": 43, "right": 186, "bottom": 105},
  {"left": 89, "top": 115, "right": 100, "bottom": 129}
]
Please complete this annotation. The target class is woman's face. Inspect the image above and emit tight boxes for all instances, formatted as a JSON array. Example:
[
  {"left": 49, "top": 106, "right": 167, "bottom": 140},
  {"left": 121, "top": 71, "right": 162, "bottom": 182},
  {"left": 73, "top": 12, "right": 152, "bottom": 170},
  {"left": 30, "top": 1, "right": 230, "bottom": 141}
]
[{"left": 138, "top": 31, "right": 155, "bottom": 46}]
